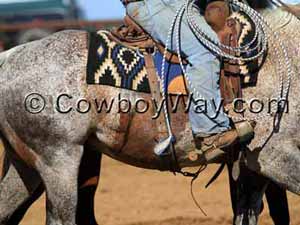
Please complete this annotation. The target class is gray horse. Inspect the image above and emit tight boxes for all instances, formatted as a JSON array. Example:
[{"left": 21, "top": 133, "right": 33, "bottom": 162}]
[{"left": 0, "top": 6, "right": 300, "bottom": 225}]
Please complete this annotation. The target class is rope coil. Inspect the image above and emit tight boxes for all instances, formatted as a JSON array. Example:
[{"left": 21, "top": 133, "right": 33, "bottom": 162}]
[{"left": 160, "top": 0, "right": 294, "bottom": 147}]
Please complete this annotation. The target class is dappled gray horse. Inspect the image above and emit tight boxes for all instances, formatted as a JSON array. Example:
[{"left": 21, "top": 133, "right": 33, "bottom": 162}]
[{"left": 0, "top": 4, "right": 300, "bottom": 225}]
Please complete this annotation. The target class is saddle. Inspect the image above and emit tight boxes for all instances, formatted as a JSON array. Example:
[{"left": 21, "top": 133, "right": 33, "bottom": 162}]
[
  {"left": 110, "top": 15, "right": 187, "bottom": 65},
  {"left": 111, "top": 1, "right": 244, "bottom": 110}
]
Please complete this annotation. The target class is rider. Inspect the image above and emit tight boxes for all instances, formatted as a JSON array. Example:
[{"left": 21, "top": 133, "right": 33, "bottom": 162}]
[{"left": 121, "top": 0, "right": 254, "bottom": 151}]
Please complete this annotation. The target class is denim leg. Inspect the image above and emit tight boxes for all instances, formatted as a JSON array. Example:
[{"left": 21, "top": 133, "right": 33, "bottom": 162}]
[
  {"left": 126, "top": 1, "right": 154, "bottom": 34},
  {"left": 127, "top": 0, "right": 231, "bottom": 136}
]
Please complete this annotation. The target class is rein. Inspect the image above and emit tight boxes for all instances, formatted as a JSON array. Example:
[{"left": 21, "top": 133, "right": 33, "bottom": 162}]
[
  {"left": 177, "top": 164, "right": 225, "bottom": 216},
  {"left": 178, "top": 164, "right": 208, "bottom": 216}
]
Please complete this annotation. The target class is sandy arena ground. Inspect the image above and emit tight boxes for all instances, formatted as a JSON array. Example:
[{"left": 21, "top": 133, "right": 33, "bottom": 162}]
[
  {"left": 7, "top": 155, "right": 296, "bottom": 225},
  {"left": 0, "top": 142, "right": 299, "bottom": 225}
]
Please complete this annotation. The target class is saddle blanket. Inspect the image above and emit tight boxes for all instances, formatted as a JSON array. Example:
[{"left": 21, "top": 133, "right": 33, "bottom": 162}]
[{"left": 87, "top": 31, "right": 188, "bottom": 94}]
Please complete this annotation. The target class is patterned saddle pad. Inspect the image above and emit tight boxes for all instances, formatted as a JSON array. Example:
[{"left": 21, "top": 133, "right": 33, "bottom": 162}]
[{"left": 87, "top": 31, "right": 188, "bottom": 94}]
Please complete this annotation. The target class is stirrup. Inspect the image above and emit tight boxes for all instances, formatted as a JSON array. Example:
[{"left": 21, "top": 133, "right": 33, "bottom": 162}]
[
  {"left": 188, "top": 120, "right": 255, "bottom": 162},
  {"left": 154, "top": 135, "right": 175, "bottom": 156},
  {"left": 235, "top": 120, "right": 255, "bottom": 143}
]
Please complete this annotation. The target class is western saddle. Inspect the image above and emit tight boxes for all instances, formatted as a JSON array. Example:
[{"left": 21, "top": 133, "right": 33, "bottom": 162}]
[
  {"left": 111, "top": 1, "right": 243, "bottom": 109},
  {"left": 110, "top": 15, "right": 187, "bottom": 65}
]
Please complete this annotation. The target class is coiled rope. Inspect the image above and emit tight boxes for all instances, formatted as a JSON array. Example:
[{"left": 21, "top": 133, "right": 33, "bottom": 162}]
[{"left": 159, "top": 0, "right": 294, "bottom": 147}]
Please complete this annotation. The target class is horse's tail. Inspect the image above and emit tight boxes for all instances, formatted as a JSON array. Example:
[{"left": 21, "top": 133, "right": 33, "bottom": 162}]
[
  {"left": 0, "top": 51, "right": 9, "bottom": 179},
  {"left": 0, "top": 51, "right": 7, "bottom": 68},
  {"left": 0, "top": 45, "right": 22, "bottom": 68},
  {"left": 0, "top": 130, "right": 8, "bottom": 179},
  {"left": 0, "top": 151, "right": 10, "bottom": 179},
  {"left": 0, "top": 49, "right": 14, "bottom": 179},
  {"left": 0, "top": 49, "right": 12, "bottom": 68},
  {"left": 0, "top": 151, "right": 4, "bottom": 179}
]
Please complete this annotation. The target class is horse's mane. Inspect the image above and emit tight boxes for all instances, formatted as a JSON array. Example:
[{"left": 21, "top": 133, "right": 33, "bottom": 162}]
[{"left": 245, "top": 0, "right": 272, "bottom": 9}]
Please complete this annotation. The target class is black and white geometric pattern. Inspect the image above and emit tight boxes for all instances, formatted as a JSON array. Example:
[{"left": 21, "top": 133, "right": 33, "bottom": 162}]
[{"left": 87, "top": 31, "right": 151, "bottom": 93}]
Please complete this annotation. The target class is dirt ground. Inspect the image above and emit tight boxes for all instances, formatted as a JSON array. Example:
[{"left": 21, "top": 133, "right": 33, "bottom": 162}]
[{"left": 3, "top": 155, "right": 293, "bottom": 225}]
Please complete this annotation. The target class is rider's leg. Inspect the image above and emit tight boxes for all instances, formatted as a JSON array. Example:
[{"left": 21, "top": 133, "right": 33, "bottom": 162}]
[{"left": 127, "top": 0, "right": 231, "bottom": 136}]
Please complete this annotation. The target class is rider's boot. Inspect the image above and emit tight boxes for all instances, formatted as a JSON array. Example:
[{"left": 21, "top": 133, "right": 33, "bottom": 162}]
[{"left": 191, "top": 121, "right": 256, "bottom": 162}]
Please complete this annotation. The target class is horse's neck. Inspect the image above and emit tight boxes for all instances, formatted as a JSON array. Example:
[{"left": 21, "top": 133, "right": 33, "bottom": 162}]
[
  {"left": 261, "top": 7, "right": 295, "bottom": 30},
  {"left": 243, "top": 6, "right": 300, "bottom": 149}
]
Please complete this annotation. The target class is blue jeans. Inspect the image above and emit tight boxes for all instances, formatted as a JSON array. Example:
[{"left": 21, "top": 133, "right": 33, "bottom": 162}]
[{"left": 127, "top": 0, "right": 231, "bottom": 136}]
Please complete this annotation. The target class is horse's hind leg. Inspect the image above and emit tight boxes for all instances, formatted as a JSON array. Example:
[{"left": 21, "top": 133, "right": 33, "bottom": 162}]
[
  {"left": 14, "top": 145, "right": 102, "bottom": 225},
  {"left": 0, "top": 134, "right": 42, "bottom": 225},
  {"left": 0, "top": 157, "right": 42, "bottom": 225},
  {"left": 36, "top": 145, "right": 83, "bottom": 225},
  {"left": 0, "top": 143, "right": 101, "bottom": 225},
  {"left": 6, "top": 183, "right": 44, "bottom": 225},
  {"left": 77, "top": 142, "right": 102, "bottom": 225},
  {"left": 0, "top": 153, "right": 43, "bottom": 225}
]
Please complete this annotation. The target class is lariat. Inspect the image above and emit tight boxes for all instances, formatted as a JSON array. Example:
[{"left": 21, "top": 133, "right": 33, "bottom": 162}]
[{"left": 158, "top": 0, "right": 294, "bottom": 151}]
